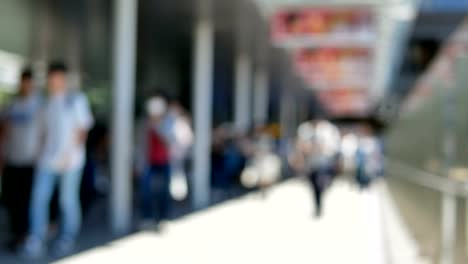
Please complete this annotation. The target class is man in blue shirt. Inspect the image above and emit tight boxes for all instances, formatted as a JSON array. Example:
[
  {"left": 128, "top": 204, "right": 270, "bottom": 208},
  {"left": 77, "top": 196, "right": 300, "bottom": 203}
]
[{"left": 19, "top": 62, "right": 93, "bottom": 259}]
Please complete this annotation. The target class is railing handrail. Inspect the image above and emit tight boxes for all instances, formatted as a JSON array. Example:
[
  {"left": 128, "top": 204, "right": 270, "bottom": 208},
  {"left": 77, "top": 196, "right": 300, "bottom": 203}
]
[{"left": 386, "top": 158, "right": 468, "bottom": 197}]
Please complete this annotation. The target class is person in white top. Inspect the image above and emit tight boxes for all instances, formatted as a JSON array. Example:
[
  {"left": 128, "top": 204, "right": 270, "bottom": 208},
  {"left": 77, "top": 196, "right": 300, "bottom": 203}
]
[
  {"left": 294, "top": 120, "right": 341, "bottom": 218},
  {"left": 20, "top": 62, "right": 94, "bottom": 259},
  {"left": 166, "top": 99, "right": 193, "bottom": 201},
  {"left": 0, "top": 68, "right": 41, "bottom": 250}
]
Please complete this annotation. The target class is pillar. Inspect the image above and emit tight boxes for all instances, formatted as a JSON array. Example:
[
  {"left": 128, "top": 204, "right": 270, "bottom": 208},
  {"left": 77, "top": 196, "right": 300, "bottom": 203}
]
[
  {"left": 192, "top": 0, "right": 214, "bottom": 209},
  {"left": 110, "top": 0, "right": 138, "bottom": 235},
  {"left": 234, "top": 52, "right": 252, "bottom": 132},
  {"left": 253, "top": 67, "right": 269, "bottom": 126}
]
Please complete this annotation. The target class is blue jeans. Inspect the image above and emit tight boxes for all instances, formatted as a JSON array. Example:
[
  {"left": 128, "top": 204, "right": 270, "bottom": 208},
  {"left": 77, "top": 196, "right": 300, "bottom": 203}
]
[
  {"left": 29, "top": 166, "right": 83, "bottom": 242},
  {"left": 140, "top": 164, "right": 171, "bottom": 222}
]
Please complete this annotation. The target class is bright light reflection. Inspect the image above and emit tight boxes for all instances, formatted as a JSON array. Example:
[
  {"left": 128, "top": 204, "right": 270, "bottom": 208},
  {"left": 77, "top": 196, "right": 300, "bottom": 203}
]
[{"left": 55, "top": 180, "right": 390, "bottom": 264}]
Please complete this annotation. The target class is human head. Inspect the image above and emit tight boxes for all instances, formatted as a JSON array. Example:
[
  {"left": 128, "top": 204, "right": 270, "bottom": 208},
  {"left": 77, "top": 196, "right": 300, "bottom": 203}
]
[
  {"left": 18, "top": 67, "right": 33, "bottom": 97},
  {"left": 47, "top": 61, "right": 68, "bottom": 95},
  {"left": 146, "top": 96, "right": 167, "bottom": 120}
]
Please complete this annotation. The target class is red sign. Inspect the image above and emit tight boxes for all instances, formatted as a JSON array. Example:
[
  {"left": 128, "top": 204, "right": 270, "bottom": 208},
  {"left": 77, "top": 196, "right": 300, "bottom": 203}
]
[
  {"left": 271, "top": 7, "right": 377, "bottom": 117},
  {"left": 317, "top": 89, "right": 370, "bottom": 116},
  {"left": 272, "top": 8, "right": 376, "bottom": 48},
  {"left": 294, "top": 48, "right": 373, "bottom": 91}
]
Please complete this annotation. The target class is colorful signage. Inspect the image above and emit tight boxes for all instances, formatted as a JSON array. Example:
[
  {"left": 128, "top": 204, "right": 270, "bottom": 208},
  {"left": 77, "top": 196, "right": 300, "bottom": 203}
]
[
  {"left": 271, "top": 7, "right": 377, "bottom": 116},
  {"left": 317, "top": 89, "right": 370, "bottom": 117},
  {"left": 272, "top": 8, "right": 376, "bottom": 48},
  {"left": 294, "top": 48, "right": 373, "bottom": 91}
]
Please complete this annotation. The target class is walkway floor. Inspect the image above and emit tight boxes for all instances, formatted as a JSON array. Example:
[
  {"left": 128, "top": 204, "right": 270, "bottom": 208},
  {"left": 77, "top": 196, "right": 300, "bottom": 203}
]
[{"left": 56, "top": 179, "right": 388, "bottom": 264}]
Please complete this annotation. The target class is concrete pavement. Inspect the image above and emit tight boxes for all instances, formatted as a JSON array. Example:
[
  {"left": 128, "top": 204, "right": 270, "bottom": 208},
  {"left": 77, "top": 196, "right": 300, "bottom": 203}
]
[{"left": 57, "top": 179, "right": 390, "bottom": 264}]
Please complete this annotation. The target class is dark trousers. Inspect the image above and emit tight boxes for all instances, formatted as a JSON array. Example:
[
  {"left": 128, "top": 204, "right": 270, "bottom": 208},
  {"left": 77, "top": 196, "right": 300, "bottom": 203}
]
[
  {"left": 309, "top": 171, "right": 323, "bottom": 216},
  {"left": 308, "top": 165, "right": 334, "bottom": 217},
  {"left": 140, "top": 164, "right": 171, "bottom": 222},
  {"left": 1, "top": 165, "right": 34, "bottom": 242}
]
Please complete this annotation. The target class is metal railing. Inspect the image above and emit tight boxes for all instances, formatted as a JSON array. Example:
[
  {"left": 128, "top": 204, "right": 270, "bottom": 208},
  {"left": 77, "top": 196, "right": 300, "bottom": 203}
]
[
  {"left": 386, "top": 158, "right": 465, "bottom": 264},
  {"left": 387, "top": 159, "right": 468, "bottom": 197}
]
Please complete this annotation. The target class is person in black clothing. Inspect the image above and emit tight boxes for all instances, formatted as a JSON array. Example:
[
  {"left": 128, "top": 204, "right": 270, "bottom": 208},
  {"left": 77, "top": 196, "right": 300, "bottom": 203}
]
[
  {"left": 0, "top": 68, "right": 41, "bottom": 250},
  {"left": 308, "top": 154, "right": 340, "bottom": 218}
]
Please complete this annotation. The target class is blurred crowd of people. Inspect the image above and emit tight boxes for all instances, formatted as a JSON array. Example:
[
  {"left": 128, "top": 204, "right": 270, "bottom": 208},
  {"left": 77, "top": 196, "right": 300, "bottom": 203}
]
[
  {"left": 289, "top": 120, "right": 384, "bottom": 218},
  {"left": 0, "top": 63, "right": 385, "bottom": 261},
  {"left": 0, "top": 63, "right": 284, "bottom": 260},
  {"left": 211, "top": 124, "right": 281, "bottom": 200}
]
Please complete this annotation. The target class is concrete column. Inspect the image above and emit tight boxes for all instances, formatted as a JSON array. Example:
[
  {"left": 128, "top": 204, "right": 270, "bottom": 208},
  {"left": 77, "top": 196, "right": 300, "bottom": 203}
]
[
  {"left": 292, "top": 78, "right": 303, "bottom": 130},
  {"left": 253, "top": 67, "right": 269, "bottom": 126},
  {"left": 110, "top": 0, "right": 138, "bottom": 235},
  {"left": 291, "top": 85, "right": 299, "bottom": 134},
  {"left": 66, "top": 20, "right": 83, "bottom": 89},
  {"left": 297, "top": 88, "right": 309, "bottom": 124},
  {"left": 31, "top": 0, "right": 53, "bottom": 87},
  {"left": 234, "top": 52, "right": 252, "bottom": 132},
  {"left": 192, "top": 0, "right": 214, "bottom": 209},
  {"left": 280, "top": 70, "right": 294, "bottom": 138}
]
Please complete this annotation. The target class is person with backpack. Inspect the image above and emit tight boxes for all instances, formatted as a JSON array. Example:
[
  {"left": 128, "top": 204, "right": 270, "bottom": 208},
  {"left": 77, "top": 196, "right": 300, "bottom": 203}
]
[
  {"left": 19, "top": 62, "right": 94, "bottom": 258},
  {"left": 136, "top": 96, "right": 173, "bottom": 230}
]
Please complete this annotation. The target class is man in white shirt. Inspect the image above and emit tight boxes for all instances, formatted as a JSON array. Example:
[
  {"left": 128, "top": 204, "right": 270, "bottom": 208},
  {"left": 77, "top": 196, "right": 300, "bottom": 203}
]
[
  {"left": 1, "top": 68, "right": 41, "bottom": 250},
  {"left": 20, "top": 62, "right": 94, "bottom": 258}
]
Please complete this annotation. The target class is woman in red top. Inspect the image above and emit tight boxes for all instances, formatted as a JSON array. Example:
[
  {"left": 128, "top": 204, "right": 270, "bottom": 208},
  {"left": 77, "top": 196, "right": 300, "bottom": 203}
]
[{"left": 138, "top": 96, "right": 172, "bottom": 229}]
